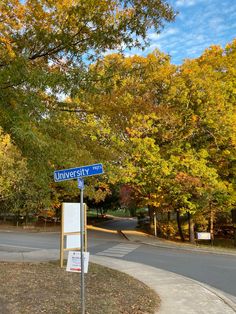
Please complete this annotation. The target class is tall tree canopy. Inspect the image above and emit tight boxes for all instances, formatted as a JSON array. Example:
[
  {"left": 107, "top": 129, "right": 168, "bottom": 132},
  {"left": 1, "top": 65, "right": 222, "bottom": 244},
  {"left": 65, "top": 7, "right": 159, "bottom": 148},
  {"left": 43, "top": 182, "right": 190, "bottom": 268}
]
[
  {"left": 77, "top": 40, "right": 236, "bottom": 228},
  {"left": 2, "top": 0, "right": 235, "bottom": 232},
  {"left": 0, "top": 0, "right": 175, "bottom": 209},
  {"left": 0, "top": 127, "right": 29, "bottom": 214}
]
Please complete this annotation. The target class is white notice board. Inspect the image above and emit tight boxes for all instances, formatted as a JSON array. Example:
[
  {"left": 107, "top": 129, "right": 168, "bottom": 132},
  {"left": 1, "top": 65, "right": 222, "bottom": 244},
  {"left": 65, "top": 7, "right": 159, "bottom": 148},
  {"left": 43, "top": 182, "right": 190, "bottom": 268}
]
[
  {"left": 63, "top": 203, "right": 80, "bottom": 233},
  {"left": 60, "top": 202, "right": 87, "bottom": 268},
  {"left": 66, "top": 234, "right": 81, "bottom": 249},
  {"left": 197, "top": 232, "right": 211, "bottom": 240},
  {"left": 66, "top": 251, "right": 90, "bottom": 273}
]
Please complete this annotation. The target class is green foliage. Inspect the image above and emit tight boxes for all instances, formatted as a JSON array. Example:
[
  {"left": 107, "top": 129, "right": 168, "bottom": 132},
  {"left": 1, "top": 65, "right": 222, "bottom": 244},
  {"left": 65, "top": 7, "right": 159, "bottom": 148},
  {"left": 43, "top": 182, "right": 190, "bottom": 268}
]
[
  {"left": 0, "top": 0, "right": 175, "bottom": 212},
  {"left": 0, "top": 128, "right": 27, "bottom": 211},
  {"left": 79, "top": 40, "right": 236, "bottom": 222},
  {"left": 1, "top": 0, "right": 235, "bottom": 225}
]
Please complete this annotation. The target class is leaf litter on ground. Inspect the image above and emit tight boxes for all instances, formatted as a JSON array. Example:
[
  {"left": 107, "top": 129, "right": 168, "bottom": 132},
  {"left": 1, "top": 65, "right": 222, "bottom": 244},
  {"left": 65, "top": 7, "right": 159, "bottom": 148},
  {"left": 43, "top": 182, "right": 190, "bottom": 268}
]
[{"left": 0, "top": 261, "right": 160, "bottom": 314}]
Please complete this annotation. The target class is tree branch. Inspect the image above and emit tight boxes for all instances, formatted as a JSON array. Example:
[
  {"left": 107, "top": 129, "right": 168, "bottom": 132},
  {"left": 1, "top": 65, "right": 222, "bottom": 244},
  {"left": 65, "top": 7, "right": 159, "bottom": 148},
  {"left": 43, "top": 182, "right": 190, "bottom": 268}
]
[{"left": 0, "top": 79, "right": 27, "bottom": 90}]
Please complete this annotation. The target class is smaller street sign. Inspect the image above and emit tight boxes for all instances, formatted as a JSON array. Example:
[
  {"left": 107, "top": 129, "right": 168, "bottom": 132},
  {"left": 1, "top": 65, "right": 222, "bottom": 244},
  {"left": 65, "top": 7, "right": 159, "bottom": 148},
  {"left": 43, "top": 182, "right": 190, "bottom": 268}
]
[
  {"left": 54, "top": 163, "right": 103, "bottom": 182},
  {"left": 78, "top": 178, "right": 84, "bottom": 190}
]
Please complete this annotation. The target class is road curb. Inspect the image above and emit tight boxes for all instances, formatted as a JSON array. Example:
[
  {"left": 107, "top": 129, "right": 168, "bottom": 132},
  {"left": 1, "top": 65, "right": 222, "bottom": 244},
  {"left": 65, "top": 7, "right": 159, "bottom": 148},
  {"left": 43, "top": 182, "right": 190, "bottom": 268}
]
[
  {"left": 187, "top": 279, "right": 236, "bottom": 312},
  {"left": 91, "top": 255, "right": 236, "bottom": 314},
  {"left": 120, "top": 231, "right": 236, "bottom": 257}
]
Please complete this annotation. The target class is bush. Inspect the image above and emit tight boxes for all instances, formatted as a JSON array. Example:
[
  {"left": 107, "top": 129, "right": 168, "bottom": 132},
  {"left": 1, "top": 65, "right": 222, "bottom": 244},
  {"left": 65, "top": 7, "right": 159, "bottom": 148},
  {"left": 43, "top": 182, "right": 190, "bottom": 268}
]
[{"left": 156, "top": 222, "right": 176, "bottom": 238}]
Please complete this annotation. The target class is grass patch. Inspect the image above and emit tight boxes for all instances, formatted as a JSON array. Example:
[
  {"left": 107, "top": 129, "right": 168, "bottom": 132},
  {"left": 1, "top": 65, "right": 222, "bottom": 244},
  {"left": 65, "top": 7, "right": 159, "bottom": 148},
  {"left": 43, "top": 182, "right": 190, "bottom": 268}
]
[
  {"left": 0, "top": 261, "right": 160, "bottom": 314},
  {"left": 198, "top": 238, "right": 235, "bottom": 249},
  {"left": 106, "top": 209, "right": 131, "bottom": 217},
  {"left": 87, "top": 209, "right": 131, "bottom": 218},
  {"left": 87, "top": 211, "right": 100, "bottom": 218}
]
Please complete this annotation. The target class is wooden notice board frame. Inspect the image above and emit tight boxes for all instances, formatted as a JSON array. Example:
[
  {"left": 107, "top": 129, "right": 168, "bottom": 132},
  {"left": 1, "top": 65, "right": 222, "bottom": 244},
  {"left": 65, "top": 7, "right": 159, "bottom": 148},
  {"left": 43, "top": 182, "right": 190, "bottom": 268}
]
[{"left": 60, "top": 202, "right": 87, "bottom": 268}]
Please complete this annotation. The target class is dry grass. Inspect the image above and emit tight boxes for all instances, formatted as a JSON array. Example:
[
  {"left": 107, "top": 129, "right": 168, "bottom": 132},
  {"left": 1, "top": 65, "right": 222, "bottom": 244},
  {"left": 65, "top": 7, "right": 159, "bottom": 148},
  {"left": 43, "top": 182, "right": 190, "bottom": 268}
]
[{"left": 0, "top": 261, "right": 160, "bottom": 314}]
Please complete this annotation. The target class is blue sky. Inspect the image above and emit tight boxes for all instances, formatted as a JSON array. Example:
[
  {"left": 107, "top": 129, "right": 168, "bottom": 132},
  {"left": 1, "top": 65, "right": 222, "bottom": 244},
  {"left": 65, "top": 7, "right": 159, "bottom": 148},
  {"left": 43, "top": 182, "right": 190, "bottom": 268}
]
[{"left": 129, "top": 0, "right": 236, "bottom": 65}]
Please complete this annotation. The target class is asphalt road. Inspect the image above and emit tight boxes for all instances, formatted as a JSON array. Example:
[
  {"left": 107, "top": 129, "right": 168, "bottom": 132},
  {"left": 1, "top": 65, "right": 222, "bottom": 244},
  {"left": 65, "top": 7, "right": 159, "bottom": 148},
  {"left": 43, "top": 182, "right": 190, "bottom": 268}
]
[
  {"left": 97, "top": 216, "right": 138, "bottom": 230},
  {"left": 92, "top": 218, "right": 236, "bottom": 301},
  {"left": 0, "top": 218, "right": 236, "bottom": 303},
  {"left": 0, "top": 231, "right": 60, "bottom": 252},
  {"left": 122, "top": 243, "right": 236, "bottom": 299}
]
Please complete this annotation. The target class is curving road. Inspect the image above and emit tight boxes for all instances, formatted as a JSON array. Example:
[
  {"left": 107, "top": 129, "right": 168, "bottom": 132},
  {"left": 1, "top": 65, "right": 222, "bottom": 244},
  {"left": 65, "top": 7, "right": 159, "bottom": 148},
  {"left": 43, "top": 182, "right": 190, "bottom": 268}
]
[
  {"left": 0, "top": 217, "right": 236, "bottom": 304},
  {"left": 92, "top": 217, "right": 236, "bottom": 302}
]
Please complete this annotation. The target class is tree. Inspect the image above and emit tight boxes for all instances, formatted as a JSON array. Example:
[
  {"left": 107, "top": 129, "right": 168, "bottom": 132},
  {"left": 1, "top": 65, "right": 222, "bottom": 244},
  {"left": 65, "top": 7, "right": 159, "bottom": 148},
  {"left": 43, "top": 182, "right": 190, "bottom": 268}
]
[
  {"left": 78, "top": 42, "right": 236, "bottom": 241},
  {"left": 0, "top": 0, "right": 175, "bottom": 209},
  {"left": 0, "top": 128, "right": 28, "bottom": 217},
  {"left": 168, "top": 41, "right": 236, "bottom": 240}
]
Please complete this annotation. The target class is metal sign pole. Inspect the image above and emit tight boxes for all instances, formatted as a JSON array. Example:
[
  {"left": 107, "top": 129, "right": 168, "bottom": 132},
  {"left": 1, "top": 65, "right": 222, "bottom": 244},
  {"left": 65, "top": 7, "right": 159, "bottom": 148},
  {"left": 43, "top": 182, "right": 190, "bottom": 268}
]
[
  {"left": 54, "top": 164, "right": 104, "bottom": 313},
  {"left": 79, "top": 178, "right": 85, "bottom": 314}
]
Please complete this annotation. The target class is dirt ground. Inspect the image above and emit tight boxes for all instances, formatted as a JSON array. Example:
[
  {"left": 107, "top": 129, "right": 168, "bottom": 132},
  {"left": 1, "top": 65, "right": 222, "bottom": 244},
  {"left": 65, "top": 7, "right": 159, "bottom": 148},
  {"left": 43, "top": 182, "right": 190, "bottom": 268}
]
[{"left": 0, "top": 261, "right": 160, "bottom": 314}]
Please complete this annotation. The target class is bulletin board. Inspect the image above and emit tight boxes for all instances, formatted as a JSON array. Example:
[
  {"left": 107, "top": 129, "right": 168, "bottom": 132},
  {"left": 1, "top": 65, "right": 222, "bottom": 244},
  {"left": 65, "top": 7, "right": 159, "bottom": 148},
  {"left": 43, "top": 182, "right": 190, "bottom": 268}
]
[
  {"left": 60, "top": 202, "right": 87, "bottom": 268},
  {"left": 63, "top": 203, "right": 80, "bottom": 233},
  {"left": 66, "top": 234, "right": 81, "bottom": 249}
]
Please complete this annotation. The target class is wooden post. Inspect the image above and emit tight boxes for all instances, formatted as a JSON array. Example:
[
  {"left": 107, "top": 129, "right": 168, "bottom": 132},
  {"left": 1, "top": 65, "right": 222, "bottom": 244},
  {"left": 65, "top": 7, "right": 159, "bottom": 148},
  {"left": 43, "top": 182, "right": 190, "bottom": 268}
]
[
  {"left": 153, "top": 211, "right": 157, "bottom": 237},
  {"left": 60, "top": 204, "right": 65, "bottom": 268}
]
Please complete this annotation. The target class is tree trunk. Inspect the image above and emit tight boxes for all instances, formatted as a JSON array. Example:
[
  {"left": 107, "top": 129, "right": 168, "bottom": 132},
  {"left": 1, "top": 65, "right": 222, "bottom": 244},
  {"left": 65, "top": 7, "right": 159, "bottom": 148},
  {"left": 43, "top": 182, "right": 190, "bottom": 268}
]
[
  {"left": 210, "top": 205, "right": 214, "bottom": 246},
  {"left": 188, "top": 212, "right": 195, "bottom": 243},
  {"left": 234, "top": 227, "right": 236, "bottom": 247},
  {"left": 129, "top": 206, "right": 136, "bottom": 217},
  {"left": 167, "top": 211, "right": 171, "bottom": 239},
  {"left": 176, "top": 210, "right": 185, "bottom": 242},
  {"left": 148, "top": 205, "right": 154, "bottom": 219},
  {"left": 148, "top": 205, "right": 154, "bottom": 230},
  {"left": 25, "top": 213, "right": 29, "bottom": 225}
]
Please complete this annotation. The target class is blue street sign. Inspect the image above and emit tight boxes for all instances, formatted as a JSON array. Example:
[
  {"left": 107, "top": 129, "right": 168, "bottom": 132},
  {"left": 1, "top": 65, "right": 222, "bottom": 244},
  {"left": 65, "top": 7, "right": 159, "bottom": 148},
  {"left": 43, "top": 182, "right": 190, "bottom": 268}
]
[
  {"left": 54, "top": 163, "right": 103, "bottom": 182},
  {"left": 78, "top": 178, "right": 84, "bottom": 190}
]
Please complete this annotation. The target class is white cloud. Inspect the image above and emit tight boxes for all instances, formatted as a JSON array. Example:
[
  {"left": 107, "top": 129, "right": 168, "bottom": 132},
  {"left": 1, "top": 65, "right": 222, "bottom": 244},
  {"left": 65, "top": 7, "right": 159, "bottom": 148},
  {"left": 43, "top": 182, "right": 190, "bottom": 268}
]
[
  {"left": 148, "top": 43, "right": 162, "bottom": 51},
  {"left": 176, "top": 0, "right": 197, "bottom": 7},
  {"left": 148, "top": 27, "right": 179, "bottom": 40},
  {"left": 208, "top": 17, "right": 225, "bottom": 32},
  {"left": 161, "top": 27, "right": 179, "bottom": 37},
  {"left": 123, "top": 51, "right": 136, "bottom": 58},
  {"left": 148, "top": 32, "right": 160, "bottom": 40},
  {"left": 125, "top": 0, "right": 236, "bottom": 65}
]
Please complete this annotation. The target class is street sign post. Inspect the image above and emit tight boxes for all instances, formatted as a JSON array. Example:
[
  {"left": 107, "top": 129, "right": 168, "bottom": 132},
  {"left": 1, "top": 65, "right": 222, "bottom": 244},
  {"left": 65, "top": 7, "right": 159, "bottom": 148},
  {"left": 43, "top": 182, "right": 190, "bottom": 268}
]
[
  {"left": 54, "top": 163, "right": 103, "bottom": 182},
  {"left": 79, "top": 177, "right": 85, "bottom": 314},
  {"left": 54, "top": 163, "right": 104, "bottom": 314},
  {"left": 78, "top": 178, "right": 84, "bottom": 190}
]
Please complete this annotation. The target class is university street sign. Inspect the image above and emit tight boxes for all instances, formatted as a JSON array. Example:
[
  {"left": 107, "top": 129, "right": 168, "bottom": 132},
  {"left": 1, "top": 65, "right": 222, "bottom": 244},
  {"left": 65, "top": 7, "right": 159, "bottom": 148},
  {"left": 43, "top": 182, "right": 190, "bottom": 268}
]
[{"left": 54, "top": 163, "right": 103, "bottom": 182}]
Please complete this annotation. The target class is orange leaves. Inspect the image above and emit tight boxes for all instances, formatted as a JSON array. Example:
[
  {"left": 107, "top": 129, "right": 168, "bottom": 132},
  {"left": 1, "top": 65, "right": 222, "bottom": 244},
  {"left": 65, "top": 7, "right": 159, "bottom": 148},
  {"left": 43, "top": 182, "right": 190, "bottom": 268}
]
[
  {"left": 191, "top": 114, "right": 198, "bottom": 123},
  {"left": 175, "top": 172, "right": 201, "bottom": 188}
]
